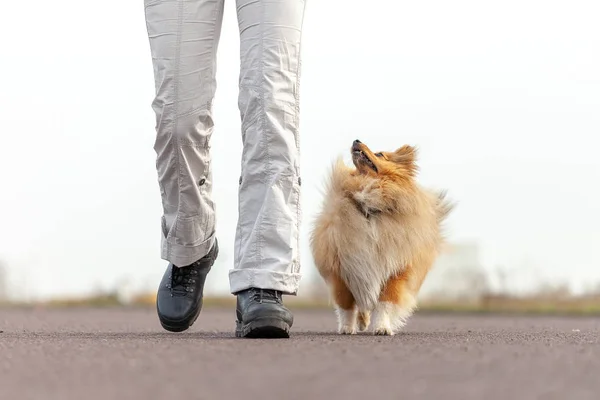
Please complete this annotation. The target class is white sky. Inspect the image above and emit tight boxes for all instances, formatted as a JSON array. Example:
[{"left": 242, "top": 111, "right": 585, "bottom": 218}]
[{"left": 1, "top": 0, "right": 599, "bottom": 300}]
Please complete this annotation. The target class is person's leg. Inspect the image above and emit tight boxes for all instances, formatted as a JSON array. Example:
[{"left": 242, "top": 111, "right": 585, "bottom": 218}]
[
  {"left": 231, "top": 0, "right": 306, "bottom": 338},
  {"left": 144, "top": 0, "right": 224, "bottom": 332}
]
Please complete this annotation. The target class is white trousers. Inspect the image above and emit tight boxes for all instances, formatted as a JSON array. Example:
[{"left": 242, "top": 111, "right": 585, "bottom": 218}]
[{"left": 144, "top": 0, "right": 305, "bottom": 294}]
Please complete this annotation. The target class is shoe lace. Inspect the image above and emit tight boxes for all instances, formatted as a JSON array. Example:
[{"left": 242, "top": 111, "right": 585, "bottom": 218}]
[
  {"left": 250, "top": 288, "right": 282, "bottom": 304},
  {"left": 169, "top": 265, "right": 198, "bottom": 297}
]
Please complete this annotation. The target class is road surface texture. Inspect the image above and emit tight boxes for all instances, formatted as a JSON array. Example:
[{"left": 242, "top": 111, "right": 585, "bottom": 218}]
[{"left": 1, "top": 307, "right": 599, "bottom": 400}]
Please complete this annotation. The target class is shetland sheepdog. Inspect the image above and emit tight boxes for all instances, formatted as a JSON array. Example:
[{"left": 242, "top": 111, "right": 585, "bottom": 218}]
[{"left": 310, "top": 139, "right": 453, "bottom": 335}]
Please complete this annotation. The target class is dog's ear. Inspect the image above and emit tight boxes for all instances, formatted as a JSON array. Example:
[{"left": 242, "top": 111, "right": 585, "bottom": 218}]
[
  {"left": 388, "top": 145, "right": 418, "bottom": 176},
  {"left": 391, "top": 145, "right": 417, "bottom": 165}
]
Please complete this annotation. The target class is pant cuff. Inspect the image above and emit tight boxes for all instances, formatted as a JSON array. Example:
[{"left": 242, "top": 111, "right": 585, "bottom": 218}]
[
  {"left": 161, "top": 234, "right": 216, "bottom": 267},
  {"left": 228, "top": 269, "right": 301, "bottom": 295}
]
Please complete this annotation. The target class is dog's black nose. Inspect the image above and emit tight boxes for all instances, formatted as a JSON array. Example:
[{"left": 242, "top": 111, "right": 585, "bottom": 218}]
[{"left": 354, "top": 139, "right": 361, "bottom": 144}]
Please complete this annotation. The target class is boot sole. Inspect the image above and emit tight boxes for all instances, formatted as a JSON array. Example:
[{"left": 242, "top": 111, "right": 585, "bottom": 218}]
[
  {"left": 235, "top": 318, "right": 290, "bottom": 339},
  {"left": 158, "top": 302, "right": 202, "bottom": 333}
]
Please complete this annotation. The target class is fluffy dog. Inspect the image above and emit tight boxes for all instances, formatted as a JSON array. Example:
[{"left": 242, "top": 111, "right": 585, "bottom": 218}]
[{"left": 309, "top": 139, "right": 453, "bottom": 335}]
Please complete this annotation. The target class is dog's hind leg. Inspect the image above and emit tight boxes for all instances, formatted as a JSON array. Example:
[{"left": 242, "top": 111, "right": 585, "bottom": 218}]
[
  {"left": 330, "top": 273, "right": 358, "bottom": 334},
  {"left": 357, "top": 310, "right": 371, "bottom": 331},
  {"left": 373, "top": 270, "right": 418, "bottom": 336}
]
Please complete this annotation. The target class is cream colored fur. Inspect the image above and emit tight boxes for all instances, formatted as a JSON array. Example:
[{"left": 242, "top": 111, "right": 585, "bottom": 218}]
[{"left": 310, "top": 153, "right": 453, "bottom": 335}]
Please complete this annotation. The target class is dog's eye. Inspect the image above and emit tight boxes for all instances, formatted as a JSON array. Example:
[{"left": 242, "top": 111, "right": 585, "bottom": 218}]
[{"left": 375, "top": 152, "right": 383, "bottom": 157}]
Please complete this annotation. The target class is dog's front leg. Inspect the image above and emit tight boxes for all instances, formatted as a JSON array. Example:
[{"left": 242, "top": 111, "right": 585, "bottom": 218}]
[
  {"left": 330, "top": 273, "right": 358, "bottom": 334},
  {"left": 372, "top": 302, "right": 394, "bottom": 336},
  {"left": 372, "top": 272, "right": 418, "bottom": 336},
  {"left": 335, "top": 306, "right": 358, "bottom": 335}
]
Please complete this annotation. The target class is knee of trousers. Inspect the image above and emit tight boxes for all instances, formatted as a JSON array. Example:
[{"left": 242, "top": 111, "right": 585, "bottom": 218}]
[{"left": 156, "top": 107, "right": 215, "bottom": 148}]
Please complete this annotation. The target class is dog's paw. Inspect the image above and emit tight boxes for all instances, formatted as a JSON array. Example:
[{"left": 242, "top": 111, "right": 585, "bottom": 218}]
[
  {"left": 336, "top": 307, "right": 358, "bottom": 335},
  {"left": 373, "top": 326, "right": 394, "bottom": 336},
  {"left": 372, "top": 302, "right": 394, "bottom": 336},
  {"left": 339, "top": 325, "right": 357, "bottom": 335}
]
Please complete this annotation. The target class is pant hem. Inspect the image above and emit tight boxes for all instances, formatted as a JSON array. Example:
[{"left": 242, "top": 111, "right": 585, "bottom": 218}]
[
  {"left": 229, "top": 269, "right": 301, "bottom": 295},
  {"left": 162, "top": 234, "right": 216, "bottom": 267}
]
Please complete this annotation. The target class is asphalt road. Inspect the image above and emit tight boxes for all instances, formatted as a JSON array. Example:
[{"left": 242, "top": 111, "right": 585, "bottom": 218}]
[{"left": 1, "top": 307, "right": 599, "bottom": 400}]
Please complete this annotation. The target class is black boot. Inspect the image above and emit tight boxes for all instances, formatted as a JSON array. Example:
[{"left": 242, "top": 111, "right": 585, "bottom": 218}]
[
  {"left": 235, "top": 288, "right": 294, "bottom": 338},
  {"left": 156, "top": 239, "right": 219, "bottom": 332}
]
